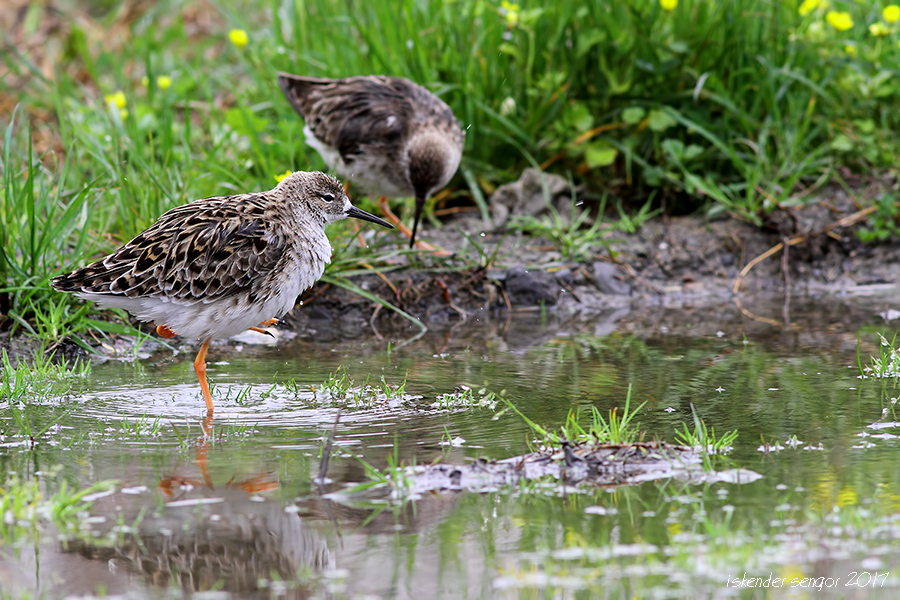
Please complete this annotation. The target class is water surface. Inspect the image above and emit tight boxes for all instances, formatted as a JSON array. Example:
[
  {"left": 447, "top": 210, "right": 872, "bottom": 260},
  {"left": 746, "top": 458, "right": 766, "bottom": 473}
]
[{"left": 2, "top": 293, "right": 900, "bottom": 598}]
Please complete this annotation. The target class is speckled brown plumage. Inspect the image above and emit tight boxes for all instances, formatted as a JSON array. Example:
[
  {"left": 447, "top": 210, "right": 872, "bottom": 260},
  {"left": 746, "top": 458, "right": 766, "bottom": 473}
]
[
  {"left": 277, "top": 73, "right": 464, "bottom": 247},
  {"left": 52, "top": 171, "right": 392, "bottom": 414}
]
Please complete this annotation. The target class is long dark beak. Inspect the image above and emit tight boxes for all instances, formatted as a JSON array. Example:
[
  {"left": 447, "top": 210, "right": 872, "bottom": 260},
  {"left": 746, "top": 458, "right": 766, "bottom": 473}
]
[
  {"left": 347, "top": 205, "right": 394, "bottom": 229},
  {"left": 409, "top": 195, "right": 425, "bottom": 249}
]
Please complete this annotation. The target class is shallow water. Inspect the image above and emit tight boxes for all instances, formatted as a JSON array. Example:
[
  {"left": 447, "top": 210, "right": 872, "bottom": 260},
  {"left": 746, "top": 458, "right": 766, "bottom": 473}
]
[{"left": 2, "top": 293, "right": 900, "bottom": 599}]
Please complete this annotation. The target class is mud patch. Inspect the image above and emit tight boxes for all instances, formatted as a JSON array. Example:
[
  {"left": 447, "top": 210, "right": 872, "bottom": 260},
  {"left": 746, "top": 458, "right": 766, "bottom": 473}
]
[
  {"left": 334, "top": 441, "right": 761, "bottom": 498},
  {"left": 286, "top": 182, "right": 900, "bottom": 340}
]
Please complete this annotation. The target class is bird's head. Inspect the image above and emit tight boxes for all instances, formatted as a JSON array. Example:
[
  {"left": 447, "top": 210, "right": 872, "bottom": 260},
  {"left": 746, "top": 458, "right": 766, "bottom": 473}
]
[{"left": 276, "top": 171, "right": 393, "bottom": 229}]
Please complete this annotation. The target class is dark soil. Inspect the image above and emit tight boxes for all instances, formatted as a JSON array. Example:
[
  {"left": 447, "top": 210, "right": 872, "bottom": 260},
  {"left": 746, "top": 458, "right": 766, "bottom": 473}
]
[{"left": 285, "top": 183, "right": 900, "bottom": 342}]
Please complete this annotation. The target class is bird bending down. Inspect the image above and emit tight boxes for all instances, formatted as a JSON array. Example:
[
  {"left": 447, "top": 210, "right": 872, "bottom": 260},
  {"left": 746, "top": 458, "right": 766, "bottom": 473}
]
[
  {"left": 277, "top": 72, "right": 464, "bottom": 251},
  {"left": 51, "top": 171, "right": 393, "bottom": 415}
]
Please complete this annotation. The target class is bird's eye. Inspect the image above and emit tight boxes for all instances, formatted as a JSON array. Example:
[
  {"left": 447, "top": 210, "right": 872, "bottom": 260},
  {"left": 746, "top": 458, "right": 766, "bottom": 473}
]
[{"left": 320, "top": 193, "right": 335, "bottom": 203}]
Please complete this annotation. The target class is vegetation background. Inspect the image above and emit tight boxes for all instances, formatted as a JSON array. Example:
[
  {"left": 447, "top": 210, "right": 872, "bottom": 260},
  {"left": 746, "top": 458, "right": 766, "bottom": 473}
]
[{"left": 2, "top": 0, "right": 899, "bottom": 340}]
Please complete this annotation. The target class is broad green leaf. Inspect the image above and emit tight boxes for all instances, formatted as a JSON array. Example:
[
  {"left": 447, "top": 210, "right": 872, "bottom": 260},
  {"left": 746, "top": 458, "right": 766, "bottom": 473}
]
[
  {"left": 648, "top": 109, "right": 677, "bottom": 132},
  {"left": 830, "top": 134, "right": 853, "bottom": 152},
  {"left": 584, "top": 141, "right": 618, "bottom": 167},
  {"left": 661, "top": 138, "right": 685, "bottom": 160},
  {"left": 622, "top": 106, "right": 646, "bottom": 125}
]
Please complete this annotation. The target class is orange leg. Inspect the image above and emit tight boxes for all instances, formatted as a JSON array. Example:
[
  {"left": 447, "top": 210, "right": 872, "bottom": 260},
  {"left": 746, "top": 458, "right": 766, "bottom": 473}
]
[
  {"left": 377, "top": 196, "right": 452, "bottom": 256},
  {"left": 194, "top": 339, "right": 214, "bottom": 414}
]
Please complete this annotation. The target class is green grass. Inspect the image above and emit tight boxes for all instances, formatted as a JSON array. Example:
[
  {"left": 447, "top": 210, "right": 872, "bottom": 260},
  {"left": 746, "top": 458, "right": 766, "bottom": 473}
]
[
  {"left": 0, "top": 469, "right": 116, "bottom": 547},
  {"left": 3, "top": 0, "right": 900, "bottom": 338},
  {"left": 503, "top": 384, "right": 647, "bottom": 446},
  {"left": 859, "top": 331, "right": 900, "bottom": 379}
]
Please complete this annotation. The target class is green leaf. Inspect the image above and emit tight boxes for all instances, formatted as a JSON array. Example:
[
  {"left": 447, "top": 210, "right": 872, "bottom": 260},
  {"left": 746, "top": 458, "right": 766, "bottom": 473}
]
[
  {"left": 830, "top": 134, "right": 854, "bottom": 152},
  {"left": 498, "top": 42, "right": 520, "bottom": 59},
  {"left": 622, "top": 106, "right": 646, "bottom": 125},
  {"left": 224, "top": 108, "right": 267, "bottom": 135},
  {"left": 683, "top": 144, "right": 704, "bottom": 161},
  {"left": 648, "top": 109, "right": 677, "bottom": 132},
  {"left": 577, "top": 29, "right": 606, "bottom": 58},
  {"left": 854, "top": 119, "right": 876, "bottom": 134},
  {"left": 565, "top": 103, "right": 594, "bottom": 132},
  {"left": 520, "top": 8, "right": 544, "bottom": 24},
  {"left": 584, "top": 141, "right": 618, "bottom": 167},
  {"left": 661, "top": 138, "right": 685, "bottom": 160},
  {"left": 642, "top": 166, "right": 665, "bottom": 186}
]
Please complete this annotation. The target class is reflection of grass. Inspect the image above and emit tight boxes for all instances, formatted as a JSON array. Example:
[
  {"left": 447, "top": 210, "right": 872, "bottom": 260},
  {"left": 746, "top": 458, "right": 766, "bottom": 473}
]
[{"left": 489, "top": 480, "right": 900, "bottom": 597}]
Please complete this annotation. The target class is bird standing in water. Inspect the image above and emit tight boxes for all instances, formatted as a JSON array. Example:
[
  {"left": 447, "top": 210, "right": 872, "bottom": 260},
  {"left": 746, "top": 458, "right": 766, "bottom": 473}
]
[
  {"left": 277, "top": 72, "right": 464, "bottom": 250},
  {"left": 51, "top": 171, "right": 392, "bottom": 414}
]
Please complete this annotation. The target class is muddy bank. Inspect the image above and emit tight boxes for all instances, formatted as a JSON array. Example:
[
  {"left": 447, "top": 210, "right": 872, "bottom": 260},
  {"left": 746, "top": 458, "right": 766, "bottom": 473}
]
[
  {"left": 285, "top": 183, "right": 900, "bottom": 341},
  {"left": 373, "top": 441, "right": 762, "bottom": 496}
]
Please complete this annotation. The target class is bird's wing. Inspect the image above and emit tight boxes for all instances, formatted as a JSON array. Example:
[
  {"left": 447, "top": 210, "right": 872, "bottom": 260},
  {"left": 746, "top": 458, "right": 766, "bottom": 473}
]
[
  {"left": 278, "top": 73, "right": 418, "bottom": 159},
  {"left": 52, "top": 195, "right": 288, "bottom": 304}
]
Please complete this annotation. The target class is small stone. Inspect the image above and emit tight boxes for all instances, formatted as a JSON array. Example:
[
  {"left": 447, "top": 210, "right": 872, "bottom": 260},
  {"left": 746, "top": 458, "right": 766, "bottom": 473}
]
[
  {"left": 592, "top": 262, "right": 631, "bottom": 295},
  {"left": 504, "top": 266, "right": 560, "bottom": 306}
]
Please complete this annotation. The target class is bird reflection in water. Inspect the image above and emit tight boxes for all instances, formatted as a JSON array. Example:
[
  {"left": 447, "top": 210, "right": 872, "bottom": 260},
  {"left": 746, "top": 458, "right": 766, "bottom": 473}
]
[{"left": 63, "top": 414, "right": 333, "bottom": 597}]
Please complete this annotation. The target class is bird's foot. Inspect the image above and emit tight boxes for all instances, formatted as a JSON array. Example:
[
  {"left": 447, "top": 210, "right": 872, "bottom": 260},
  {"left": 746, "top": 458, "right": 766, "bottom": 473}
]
[
  {"left": 248, "top": 326, "right": 276, "bottom": 338},
  {"left": 155, "top": 324, "right": 177, "bottom": 338}
]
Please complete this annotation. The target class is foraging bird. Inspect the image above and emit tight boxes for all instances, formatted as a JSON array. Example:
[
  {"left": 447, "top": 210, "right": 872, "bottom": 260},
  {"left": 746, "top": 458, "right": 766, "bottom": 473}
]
[
  {"left": 51, "top": 171, "right": 392, "bottom": 414},
  {"left": 277, "top": 72, "right": 464, "bottom": 250}
]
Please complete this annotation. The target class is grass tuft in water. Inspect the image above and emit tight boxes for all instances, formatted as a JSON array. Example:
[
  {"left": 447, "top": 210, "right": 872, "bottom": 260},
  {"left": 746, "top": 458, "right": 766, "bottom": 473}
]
[
  {"left": 860, "top": 332, "right": 900, "bottom": 379},
  {"left": 0, "top": 468, "right": 116, "bottom": 547},
  {"left": 505, "top": 384, "right": 646, "bottom": 446},
  {"left": 0, "top": 348, "right": 89, "bottom": 402},
  {"left": 674, "top": 404, "right": 738, "bottom": 470},
  {"left": 432, "top": 385, "right": 500, "bottom": 410}
]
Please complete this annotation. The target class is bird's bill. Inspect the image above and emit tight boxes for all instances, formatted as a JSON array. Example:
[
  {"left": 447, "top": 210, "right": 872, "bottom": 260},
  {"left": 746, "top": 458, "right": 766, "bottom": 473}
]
[{"left": 347, "top": 206, "right": 394, "bottom": 229}]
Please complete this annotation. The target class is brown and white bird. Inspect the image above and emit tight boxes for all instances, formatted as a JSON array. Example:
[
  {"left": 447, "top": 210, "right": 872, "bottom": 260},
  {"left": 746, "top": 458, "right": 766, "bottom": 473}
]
[
  {"left": 51, "top": 171, "right": 392, "bottom": 414},
  {"left": 277, "top": 73, "right": 464, "bottom": 250}
]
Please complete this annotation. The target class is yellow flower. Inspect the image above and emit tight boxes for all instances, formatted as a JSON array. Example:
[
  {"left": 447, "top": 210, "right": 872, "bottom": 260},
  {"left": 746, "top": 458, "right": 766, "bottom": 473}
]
[
  {"left": 660, "top": 0, "right": 678, "bottom": 11},
  {"left": 104, "top": 90, "right": 127, "bottom": 109},
  {"left": 274, "top": 170, "right": 293, "bottom": 182},
  {"left": 870, "top": 22, "right": 890, "bottom": 36},
  {"left": 844, "top": 44, "right": 858, "bottom": 56},
  {"left": 826, "top": 11, "right": 854, "bottom": 31},
  {"left": 141, "top": 76, "right": 149, "bottom": 87},
  {"left": 884, "top": 5, "right": 900, "bottom": 23},
  {"left": 119, "top": 109, "right": 129, "bottom": 120},
  {"left": 229, "top": 29, "right": 249, "bottom": 49},
  {"left": 500, "top": 0, "right": 519, "bottom": 26},
  {"left": 157, "top": 75, "right": 173, "bottom": 90},
  {"left": 798, "top": 0, "right": 820, "bottom": 16}
]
